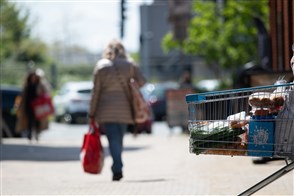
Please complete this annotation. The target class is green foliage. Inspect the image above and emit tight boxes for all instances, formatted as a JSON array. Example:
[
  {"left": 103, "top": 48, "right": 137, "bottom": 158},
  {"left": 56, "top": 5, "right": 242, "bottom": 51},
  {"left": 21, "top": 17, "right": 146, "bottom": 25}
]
[
  {"left": 1, "top": 61, "right": 28, "bottom": 86},
  {"left": 0, "top": 0, "right": 49, "bottom": 64},
  {"left": 130, "top": 52, "right": 140, "bottom": 64},
  {"left": 0, "top": 0, "right": 52, "bottom": 87},
  {"left": 56, "top": 64, "right": 93, "bottom": 88},
  {"left": 162, "top": 33, "right": 181, "bottom": 53},
  {"left": 16, "top": 38, "right": 48, "bottom": 63},
  {"left": 0, "top": 0, "right": 29, "bottom": 60},
  {"left": 162, "top": 0, "right": 269, "bottom": 71}
]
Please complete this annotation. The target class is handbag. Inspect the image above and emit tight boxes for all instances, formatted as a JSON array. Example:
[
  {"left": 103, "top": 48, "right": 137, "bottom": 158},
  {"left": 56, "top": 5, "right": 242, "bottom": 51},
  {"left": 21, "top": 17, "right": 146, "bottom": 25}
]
[
  {"left": 113, "top": 63, "right": 151, "bottom": 124},
  {"left": 129, "top": 77, "right": 151, "bottom": 124},
  {"left": 80, "top": 122, "right": 104, "bottom": 174},
  {"left": 31, "top": 94, "right": 54, "bottom": 120}
]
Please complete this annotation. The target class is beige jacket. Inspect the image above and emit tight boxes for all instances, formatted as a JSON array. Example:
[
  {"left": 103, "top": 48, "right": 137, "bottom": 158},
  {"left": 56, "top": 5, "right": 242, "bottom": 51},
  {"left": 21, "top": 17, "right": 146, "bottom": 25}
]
[{"left": 89, "top": 58, "right": 146, "bottom": 124}]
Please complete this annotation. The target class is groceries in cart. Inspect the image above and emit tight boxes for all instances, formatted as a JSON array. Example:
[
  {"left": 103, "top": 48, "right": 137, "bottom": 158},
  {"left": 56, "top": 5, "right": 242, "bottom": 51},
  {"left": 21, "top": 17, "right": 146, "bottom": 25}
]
[
  {"left": 248, "top": 83, "right": 287, "bottom": 116},
  {"left": 190, "top": 119, "right": 247, "bottom": 156},
  {"left": 189, "top": 112, "right": 249, "bottom": 156},
  {"left": 186, "top": 81, "right": 294, "bottom": 158},
  {"left": 249, "top": 90, "right": 286, "bottom": 111}
]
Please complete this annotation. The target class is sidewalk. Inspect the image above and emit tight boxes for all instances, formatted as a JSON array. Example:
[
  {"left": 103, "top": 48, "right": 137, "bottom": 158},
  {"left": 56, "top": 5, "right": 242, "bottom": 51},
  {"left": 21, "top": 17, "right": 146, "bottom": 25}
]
[{"left": 1, "top": 128, "right": 293, "bottom": 195}]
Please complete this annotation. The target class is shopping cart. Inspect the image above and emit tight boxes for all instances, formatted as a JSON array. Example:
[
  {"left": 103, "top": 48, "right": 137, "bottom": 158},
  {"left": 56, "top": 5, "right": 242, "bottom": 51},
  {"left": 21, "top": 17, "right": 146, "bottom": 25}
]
[{"left": 186, "top": 82, "right": 294, "bottom": 195}]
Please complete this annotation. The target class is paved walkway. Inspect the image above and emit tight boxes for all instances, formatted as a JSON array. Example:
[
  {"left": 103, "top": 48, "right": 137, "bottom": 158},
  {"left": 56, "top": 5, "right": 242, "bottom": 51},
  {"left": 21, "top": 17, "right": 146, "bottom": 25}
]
[{"left": 1, "top": 125, "right": 293, "bottom": 195}]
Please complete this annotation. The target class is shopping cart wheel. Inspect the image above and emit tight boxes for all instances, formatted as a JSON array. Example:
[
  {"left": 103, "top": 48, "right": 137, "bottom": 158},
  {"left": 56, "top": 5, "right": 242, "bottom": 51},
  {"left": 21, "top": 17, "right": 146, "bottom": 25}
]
[
  {"left": 252, "top": 157, "right": 285, "bottom": 164},
  {"left": 252, "top": 157, "right": 271, "bottom": 164}
]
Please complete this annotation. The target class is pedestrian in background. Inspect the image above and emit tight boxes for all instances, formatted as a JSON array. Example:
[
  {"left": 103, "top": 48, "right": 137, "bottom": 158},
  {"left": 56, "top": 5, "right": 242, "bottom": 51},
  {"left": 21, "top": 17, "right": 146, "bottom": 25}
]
[
  {"left": 16, "top": 68, "right": 52, "bottom": 142},
  {"left": 88, "top": 39, "right": 146, "bottom": 181},
  {"left": 179, "top": 69, "right": 196, "bottom": 92}
]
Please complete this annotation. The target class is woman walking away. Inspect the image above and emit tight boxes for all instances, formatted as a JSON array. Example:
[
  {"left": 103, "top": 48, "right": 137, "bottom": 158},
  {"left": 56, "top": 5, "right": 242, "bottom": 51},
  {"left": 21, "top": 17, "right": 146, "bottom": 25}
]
[{"left": 88, "top": 39, "right": 146, "bottom": 181}]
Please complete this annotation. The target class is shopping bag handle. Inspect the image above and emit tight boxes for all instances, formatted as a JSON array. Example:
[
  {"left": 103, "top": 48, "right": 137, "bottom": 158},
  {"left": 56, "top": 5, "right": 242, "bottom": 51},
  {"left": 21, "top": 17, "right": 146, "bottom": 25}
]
[{"left": 89, "top": 120, "right": 100, "bottom": 135}]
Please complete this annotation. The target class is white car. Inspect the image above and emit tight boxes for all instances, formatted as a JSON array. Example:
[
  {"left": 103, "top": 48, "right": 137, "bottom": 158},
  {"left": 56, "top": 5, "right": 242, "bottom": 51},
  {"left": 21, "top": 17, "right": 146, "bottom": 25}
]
[{"left": 53, "top": 81, "right": 93, "bottom": 124}]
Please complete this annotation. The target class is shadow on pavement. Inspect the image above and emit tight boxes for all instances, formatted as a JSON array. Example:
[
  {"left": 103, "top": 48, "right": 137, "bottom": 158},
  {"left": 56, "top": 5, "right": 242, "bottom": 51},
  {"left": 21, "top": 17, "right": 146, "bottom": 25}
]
[
  {"left": 1, "top": 144, "right": 86, "bottom": 161},
  {"left": 1, "top": 144, "right": 148, "bottom": 162},
  {"left": 125, "top": 178, "right": 167, "bottom": 183}
]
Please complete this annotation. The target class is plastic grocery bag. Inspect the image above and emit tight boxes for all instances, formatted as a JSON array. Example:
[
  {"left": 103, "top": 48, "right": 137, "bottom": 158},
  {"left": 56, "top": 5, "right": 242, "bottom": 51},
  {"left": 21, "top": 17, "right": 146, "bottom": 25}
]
[
  {"left": 275, "top": 88, "right": 294, "bottom": 160},
  {"left": 80, "top": 122, "right": 104, "bottom": 174},
  {"left": 31, "top": 94, "right": 54, "bottom": 120}
]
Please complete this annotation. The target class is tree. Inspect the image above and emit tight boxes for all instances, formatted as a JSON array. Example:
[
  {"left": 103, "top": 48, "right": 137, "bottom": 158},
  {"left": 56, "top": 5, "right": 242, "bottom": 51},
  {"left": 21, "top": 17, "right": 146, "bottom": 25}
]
[
  {"left": 16, "top": 38, "right": 48, "bottom": 62},
  {"left": 162, "top": 0, "right": 269, "bottom": 78},
  {"left": 0, "top": 0, "right": 48, "bottom": 63},
  {"left": 1, "top": 0, "right": 29, "bottom": 60}
]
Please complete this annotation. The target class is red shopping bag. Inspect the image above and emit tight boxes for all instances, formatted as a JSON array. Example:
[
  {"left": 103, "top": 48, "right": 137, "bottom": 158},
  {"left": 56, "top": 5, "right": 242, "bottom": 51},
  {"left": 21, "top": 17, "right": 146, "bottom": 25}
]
[
  {"left": 31, "top": 94, "right": 54, "bottom": 120},
  {"left": 80, "top": 122, "right": 104, "bottom": 174}
]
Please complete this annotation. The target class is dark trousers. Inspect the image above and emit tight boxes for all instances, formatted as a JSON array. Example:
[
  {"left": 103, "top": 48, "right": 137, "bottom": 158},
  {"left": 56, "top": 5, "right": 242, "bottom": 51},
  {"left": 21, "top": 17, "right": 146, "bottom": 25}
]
[
  {"left": 102, "top": 123, "right": 127, "bottom": 174},
  {"left": 27, "top": 110, "right": 40, "bottom": 140}
]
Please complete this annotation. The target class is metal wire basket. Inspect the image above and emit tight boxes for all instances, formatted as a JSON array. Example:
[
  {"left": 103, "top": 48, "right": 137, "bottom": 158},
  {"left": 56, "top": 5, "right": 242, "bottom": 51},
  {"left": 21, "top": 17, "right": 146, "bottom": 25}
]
[{"left": 186, "top": 83, "right": 294, "bottom": 159}]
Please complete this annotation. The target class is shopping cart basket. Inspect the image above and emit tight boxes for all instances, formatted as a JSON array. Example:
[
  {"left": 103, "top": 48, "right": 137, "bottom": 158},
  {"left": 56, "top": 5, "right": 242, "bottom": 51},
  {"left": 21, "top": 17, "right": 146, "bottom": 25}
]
[{"left": 186, "top": 82, "right": 294, "bottom": 195}]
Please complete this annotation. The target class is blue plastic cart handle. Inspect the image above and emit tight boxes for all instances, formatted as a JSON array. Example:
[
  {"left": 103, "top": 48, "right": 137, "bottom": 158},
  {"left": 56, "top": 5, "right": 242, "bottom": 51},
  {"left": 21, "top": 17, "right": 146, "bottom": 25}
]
[{"left": 186, "top": 82, "right": 294, "bottom": 103}]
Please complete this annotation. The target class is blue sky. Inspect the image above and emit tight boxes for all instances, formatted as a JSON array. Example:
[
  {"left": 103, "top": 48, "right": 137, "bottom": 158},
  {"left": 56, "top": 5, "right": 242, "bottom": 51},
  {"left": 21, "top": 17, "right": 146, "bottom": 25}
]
[{"left": 15, "top": 0, "right": 153, "bottom": 53}]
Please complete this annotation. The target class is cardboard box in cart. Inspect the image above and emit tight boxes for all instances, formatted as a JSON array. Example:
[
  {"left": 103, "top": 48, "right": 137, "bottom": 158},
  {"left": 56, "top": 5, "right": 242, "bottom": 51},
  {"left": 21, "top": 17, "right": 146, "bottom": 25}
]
[{"left": 248, "top": 120, "right": 275, "bottom": 157}]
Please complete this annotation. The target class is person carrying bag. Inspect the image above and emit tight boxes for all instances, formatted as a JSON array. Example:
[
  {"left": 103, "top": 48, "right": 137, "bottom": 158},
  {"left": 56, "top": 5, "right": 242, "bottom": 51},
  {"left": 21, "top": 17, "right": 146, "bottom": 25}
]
[
  {"left": 16, "top": 68, "right": 52, "bottom": 141},
  {"left": 88, "top": 39, "right": 146, "bottom": 181}
]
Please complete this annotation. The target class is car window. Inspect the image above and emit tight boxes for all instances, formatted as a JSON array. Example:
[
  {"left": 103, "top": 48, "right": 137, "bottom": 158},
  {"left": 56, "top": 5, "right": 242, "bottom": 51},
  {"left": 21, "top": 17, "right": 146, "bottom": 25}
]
[{"left": 77, "top": 89, "right": 91, "bottom": 94}]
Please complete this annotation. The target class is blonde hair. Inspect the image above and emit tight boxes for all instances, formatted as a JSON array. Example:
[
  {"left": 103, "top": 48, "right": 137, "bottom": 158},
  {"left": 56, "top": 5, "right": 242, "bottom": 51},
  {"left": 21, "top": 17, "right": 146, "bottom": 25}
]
[{"left": 102, "top": 39, "right": 127, "bottom": 61}]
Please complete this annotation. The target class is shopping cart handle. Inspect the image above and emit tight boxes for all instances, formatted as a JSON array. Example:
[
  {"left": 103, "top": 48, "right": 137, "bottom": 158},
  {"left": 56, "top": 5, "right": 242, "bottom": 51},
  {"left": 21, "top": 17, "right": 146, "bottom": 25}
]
[{"left": 186, "top": 82, "right": 294, "bottom": 103}]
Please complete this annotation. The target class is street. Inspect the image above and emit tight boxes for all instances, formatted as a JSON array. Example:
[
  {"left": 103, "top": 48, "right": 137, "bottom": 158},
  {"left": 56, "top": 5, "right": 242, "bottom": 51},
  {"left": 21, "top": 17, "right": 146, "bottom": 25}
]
[{"left": 1, "top": 122, "right": 293, "bottom": 195}]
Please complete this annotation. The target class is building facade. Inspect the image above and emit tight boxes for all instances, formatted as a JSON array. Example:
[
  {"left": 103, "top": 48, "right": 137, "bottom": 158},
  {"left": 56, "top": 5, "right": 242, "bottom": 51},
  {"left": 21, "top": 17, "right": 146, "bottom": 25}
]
[{"left": 139, "top": 0, "right": 208, "bottom": 82}]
